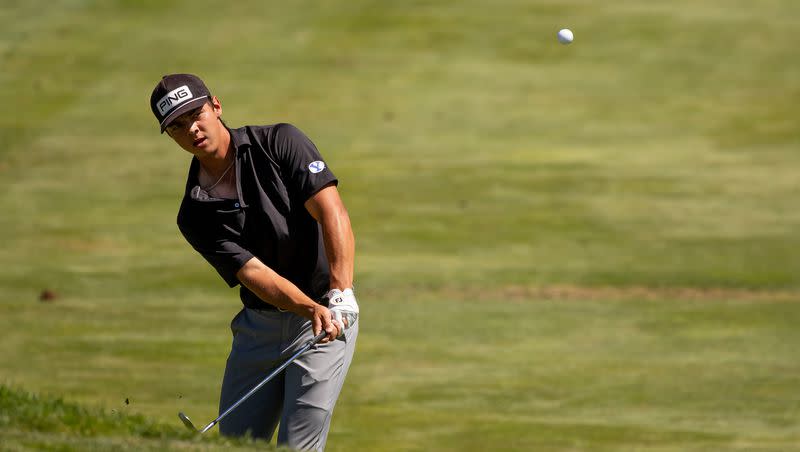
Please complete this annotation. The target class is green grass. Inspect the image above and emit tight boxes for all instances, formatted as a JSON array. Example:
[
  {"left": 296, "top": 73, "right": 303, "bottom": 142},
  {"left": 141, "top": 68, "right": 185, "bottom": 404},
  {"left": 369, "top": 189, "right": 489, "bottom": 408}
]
[
  {"left": 1, "top": 0, "right": 799, "bottom": 450},
  {"left": 2, "top": 294, "right": 799, "bottom": 451},
  {"left": 0, "top": 384, "right": 281, "bottom": 451}
]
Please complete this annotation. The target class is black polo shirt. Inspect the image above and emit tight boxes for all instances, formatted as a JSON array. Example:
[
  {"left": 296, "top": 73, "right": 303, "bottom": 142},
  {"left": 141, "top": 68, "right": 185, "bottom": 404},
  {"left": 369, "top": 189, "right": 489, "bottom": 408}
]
[{"left": 176, "top": 123, "right": 337, "bottom": 310}]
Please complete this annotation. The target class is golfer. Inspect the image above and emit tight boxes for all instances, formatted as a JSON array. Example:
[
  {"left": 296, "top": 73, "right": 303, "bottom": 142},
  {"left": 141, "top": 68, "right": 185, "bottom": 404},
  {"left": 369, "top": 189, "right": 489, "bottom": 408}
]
[{"left": 150, "top": 73, "right": 359, "bottom": 451}]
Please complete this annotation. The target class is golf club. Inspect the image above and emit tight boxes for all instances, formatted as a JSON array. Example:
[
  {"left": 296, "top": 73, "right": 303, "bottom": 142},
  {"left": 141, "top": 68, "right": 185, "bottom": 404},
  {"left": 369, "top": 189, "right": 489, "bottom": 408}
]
[{"left": 178, "top": 330, "right": 328, "bottom": 434}]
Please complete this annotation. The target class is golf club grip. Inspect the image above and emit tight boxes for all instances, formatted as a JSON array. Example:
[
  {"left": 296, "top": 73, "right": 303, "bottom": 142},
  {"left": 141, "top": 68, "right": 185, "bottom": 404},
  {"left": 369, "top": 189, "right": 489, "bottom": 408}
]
[{"left": 312, "top": 330, "right": 328, "bottom": 344}]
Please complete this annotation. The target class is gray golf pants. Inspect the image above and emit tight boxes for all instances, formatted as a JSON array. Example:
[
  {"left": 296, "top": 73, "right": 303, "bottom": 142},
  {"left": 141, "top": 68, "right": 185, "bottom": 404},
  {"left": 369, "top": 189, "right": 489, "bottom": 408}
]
[{"left": 218, "top": 307, "right": 358, "bottom": 451}]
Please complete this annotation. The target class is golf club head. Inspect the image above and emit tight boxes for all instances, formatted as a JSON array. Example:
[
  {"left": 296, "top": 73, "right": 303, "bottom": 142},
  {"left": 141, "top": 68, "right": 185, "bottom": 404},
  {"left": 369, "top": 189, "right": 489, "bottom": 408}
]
[{"left": 178, "top": 412, "right": 198, "bottom": 432}]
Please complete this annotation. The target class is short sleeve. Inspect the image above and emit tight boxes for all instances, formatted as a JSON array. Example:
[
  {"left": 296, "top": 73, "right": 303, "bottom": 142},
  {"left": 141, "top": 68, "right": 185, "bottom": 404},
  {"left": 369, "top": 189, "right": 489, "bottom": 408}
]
[
  {"left": 178, "top": 212, "right": 254, "bottom": 288},
  {"left": 272, "top": 123, "right": 338, "bottom": 200}
]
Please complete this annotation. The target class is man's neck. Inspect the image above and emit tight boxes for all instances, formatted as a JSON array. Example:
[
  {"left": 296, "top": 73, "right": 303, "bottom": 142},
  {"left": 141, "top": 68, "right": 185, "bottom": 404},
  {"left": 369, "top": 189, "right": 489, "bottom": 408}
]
[{"left": 197, "top": 126, "right": 233, "bottom": 177}]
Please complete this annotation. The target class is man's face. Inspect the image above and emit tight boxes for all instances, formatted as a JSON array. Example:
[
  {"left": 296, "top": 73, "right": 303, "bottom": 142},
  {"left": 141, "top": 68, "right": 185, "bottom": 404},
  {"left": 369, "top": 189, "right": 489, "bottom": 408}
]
[{"left": 165, "top": 97, "right": 224, "bottom": 156}]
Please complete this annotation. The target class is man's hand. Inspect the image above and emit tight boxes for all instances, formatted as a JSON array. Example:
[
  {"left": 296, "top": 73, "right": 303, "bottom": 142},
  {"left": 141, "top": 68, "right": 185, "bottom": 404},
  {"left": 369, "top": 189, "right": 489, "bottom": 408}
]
[
  {"left": 311, "top": 303, "right": 341, "bottom": 344},
  {"left": 327, "top": 288, "right": 359, "bottom": 337}
]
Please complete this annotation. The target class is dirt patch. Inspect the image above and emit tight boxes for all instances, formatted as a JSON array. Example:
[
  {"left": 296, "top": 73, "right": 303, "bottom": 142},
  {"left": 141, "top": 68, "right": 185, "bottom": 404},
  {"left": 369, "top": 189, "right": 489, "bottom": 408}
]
[
  {"left": 497, "top": 286, "right": 800, "bottom": 301},
  {"left": 417, "top": 285, "right": 800, "bottom": 302}
]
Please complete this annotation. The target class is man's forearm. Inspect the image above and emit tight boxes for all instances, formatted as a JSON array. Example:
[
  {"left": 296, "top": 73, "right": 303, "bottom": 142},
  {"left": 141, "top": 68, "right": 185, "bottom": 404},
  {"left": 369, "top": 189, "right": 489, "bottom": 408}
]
[
  {"left": 236, "top": 257, "right": 341, "bottom": 342},
  {"left": 237, "top": 258, "right": 318, "bottom": 317},
  {"left": 320, "top": 205, "right": 355, "bottom": 290},
  {"left": 304, "top": 185, "right": 356, "bottom": 290}
]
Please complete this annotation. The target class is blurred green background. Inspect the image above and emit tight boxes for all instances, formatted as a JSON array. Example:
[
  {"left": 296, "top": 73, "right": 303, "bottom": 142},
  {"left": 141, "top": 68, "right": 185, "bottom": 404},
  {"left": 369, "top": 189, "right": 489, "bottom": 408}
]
[{"left": 1, "top": 1, "right": 798, "bottom": 450}]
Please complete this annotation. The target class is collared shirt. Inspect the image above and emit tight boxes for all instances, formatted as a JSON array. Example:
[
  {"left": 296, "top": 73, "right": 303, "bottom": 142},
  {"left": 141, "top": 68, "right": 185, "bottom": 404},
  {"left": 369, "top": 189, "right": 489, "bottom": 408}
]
[{"left": 177, "top": 123, "right": 337, "bottom": 309}]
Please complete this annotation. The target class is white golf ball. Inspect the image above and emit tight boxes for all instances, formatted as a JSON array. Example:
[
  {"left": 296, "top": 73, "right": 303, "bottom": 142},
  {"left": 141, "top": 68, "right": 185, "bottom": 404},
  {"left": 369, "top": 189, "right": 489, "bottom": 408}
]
[{"left": 557, "top": 28, "right": 574, "bottom": 45}]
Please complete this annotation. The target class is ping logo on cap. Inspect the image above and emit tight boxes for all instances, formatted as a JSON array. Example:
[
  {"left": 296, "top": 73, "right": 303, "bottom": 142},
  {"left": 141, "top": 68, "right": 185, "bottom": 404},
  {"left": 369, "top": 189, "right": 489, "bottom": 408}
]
[{"left": 157, "top": 85, "right": 194, "bottom": 116}]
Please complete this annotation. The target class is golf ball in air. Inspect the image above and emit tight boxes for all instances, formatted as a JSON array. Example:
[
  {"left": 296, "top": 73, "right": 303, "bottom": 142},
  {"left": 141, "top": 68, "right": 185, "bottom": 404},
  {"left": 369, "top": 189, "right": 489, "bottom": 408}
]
[{"left": 557, "top": 28, "right": 574, "bottom": 44}]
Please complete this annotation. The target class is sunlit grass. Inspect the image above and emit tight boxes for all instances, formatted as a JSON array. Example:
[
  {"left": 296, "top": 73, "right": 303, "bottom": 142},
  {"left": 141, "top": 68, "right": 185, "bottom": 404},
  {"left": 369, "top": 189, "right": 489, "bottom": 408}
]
[{"left": 1, "top": 0, "right": 798, "bottom": 450}]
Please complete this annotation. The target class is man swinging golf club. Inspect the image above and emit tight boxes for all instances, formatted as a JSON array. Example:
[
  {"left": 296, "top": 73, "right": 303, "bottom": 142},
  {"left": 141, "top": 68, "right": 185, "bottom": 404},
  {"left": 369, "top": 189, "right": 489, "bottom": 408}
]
[{"left": 150, "top": 74, "right": 359, "bottom": 451}]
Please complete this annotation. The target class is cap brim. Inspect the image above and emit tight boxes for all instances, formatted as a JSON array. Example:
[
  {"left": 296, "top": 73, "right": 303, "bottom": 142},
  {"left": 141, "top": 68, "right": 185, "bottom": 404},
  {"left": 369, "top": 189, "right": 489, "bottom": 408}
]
[{"left": 159, "top": 97, "right": 210, "bottom": 133}]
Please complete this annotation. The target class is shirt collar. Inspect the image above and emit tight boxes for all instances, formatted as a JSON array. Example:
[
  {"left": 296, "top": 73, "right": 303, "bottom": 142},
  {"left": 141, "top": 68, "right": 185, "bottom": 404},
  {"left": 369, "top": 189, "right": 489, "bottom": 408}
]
[
  {"left": 183, "top": 126, "right": 249, "bottom": 207},
  {"left": 226, "top": 125, "right": 248, "bottom": 208},
  {"left": 227, "top": 126, "right": 251, "bottom": 150}
]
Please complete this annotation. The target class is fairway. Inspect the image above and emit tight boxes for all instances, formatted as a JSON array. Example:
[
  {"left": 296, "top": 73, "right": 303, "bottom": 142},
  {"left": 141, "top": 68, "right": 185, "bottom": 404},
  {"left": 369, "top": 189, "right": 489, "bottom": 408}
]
[{"left": 1, "top": 0, "right": 799, "bottom": 450}]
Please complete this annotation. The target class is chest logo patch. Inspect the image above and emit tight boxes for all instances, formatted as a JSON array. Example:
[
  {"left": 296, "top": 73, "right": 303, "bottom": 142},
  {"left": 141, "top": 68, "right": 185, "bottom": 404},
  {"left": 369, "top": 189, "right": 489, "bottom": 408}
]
[{"left": 308, "top": 161, "right": 326, "bottom": 174}]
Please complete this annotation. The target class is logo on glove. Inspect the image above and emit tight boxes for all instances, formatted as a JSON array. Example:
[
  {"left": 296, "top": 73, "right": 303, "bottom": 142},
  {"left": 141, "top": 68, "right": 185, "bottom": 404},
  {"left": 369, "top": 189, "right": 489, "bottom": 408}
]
[{"left": 326, "top": 288, "right": 359, "bottom": 338}]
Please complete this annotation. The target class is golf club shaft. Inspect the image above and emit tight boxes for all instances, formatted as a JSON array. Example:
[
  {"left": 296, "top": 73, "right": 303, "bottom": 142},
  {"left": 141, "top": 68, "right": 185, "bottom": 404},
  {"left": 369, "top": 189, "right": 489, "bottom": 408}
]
[{"left": 199, "top": 330, "right": 328, "bottom": 433}]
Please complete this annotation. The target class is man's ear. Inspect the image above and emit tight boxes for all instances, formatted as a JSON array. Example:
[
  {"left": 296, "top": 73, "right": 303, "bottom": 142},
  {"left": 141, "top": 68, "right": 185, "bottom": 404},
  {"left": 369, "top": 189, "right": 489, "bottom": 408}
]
[{"left": 210, "top": 96, "right": 222, "bottom": 117}]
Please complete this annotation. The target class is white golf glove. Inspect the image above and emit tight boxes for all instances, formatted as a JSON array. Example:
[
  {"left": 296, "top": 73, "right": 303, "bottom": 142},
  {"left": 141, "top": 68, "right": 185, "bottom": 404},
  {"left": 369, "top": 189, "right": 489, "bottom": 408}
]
[{"left": 327, "top": 288, "right": 359, "bottom": 337}]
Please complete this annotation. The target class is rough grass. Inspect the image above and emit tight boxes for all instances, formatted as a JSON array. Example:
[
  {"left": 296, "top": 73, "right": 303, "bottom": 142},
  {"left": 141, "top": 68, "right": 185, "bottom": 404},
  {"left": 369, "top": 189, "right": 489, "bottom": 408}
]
[{"left": 0, "top": 384, "right": 276, "bottom": 451}]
